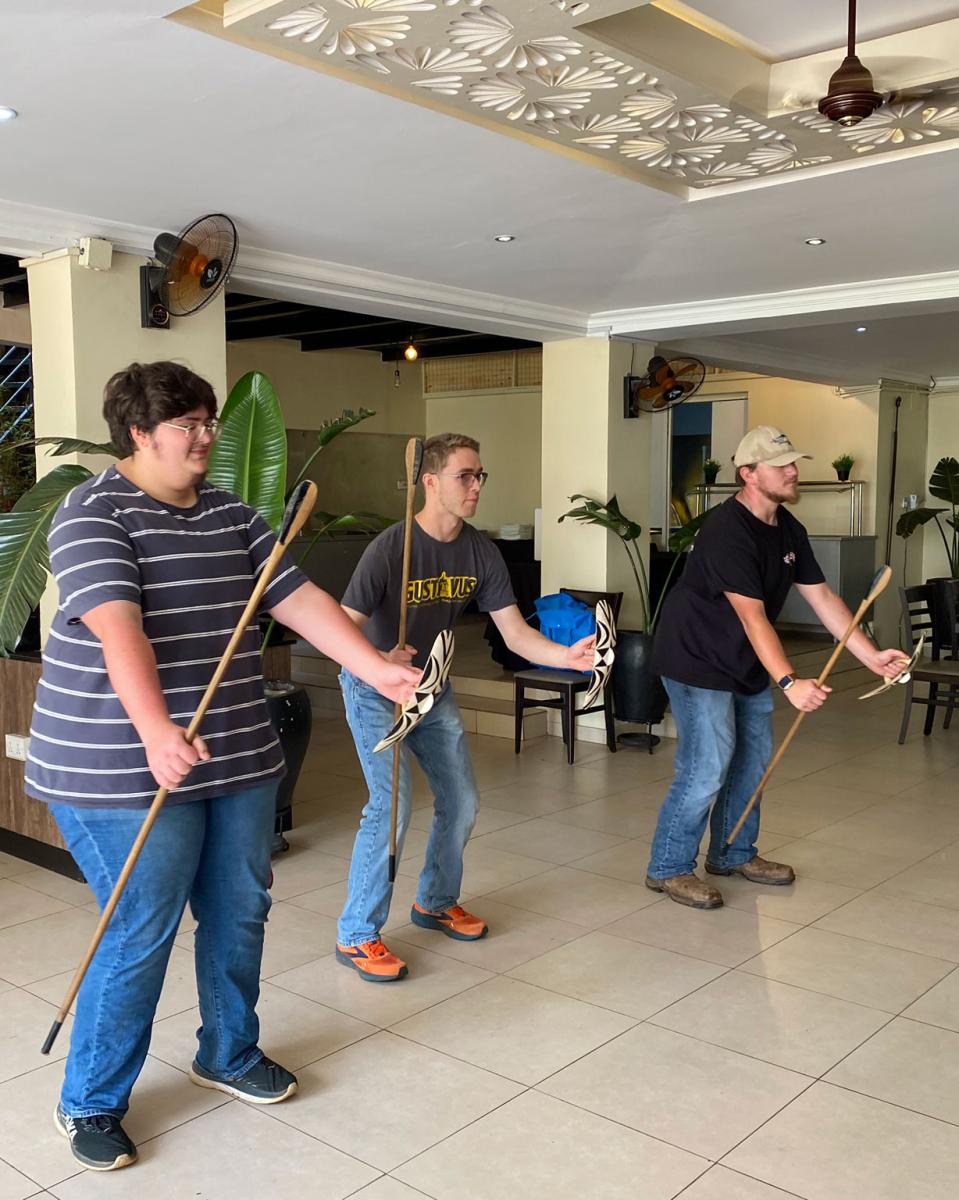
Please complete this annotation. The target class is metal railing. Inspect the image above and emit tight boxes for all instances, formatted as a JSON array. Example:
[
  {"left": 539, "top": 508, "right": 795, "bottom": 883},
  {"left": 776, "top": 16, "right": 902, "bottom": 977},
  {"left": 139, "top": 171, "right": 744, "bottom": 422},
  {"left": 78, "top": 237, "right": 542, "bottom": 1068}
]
[{"left": 0, "top": 344, "right": 33, "bottom": 444}]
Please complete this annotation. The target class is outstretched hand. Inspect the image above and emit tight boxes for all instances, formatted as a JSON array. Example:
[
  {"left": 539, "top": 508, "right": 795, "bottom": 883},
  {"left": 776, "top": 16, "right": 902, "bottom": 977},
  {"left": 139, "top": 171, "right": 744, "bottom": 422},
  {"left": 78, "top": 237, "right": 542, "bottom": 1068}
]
[{"left": 566, "top": 634, "right": 596, "bottom": 673}]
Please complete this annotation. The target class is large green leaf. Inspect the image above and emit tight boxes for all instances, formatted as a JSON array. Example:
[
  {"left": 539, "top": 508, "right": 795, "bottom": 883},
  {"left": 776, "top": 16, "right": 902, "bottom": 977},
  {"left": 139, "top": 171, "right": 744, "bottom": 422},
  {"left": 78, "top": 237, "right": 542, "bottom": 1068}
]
[
  {"left": 0, "top": 436, "right": 120, "bottom": 459},
  {"left": 0, "top": 464, "right": 92, "bottom": 655},
  {"left": 205, "top": 371, "right": 286, "bottom": 532},
  {"left": 929, "top": 457, "right": 959, "bottom": 508},
  {"left": 896, "top": 507, "right": 946, "bottom": 539},
  {"left": 288, "top": 407, "right": 377, "bottom": 493},
  {"left": 559, "top": 494, "right": 643, "bottom": 543}
]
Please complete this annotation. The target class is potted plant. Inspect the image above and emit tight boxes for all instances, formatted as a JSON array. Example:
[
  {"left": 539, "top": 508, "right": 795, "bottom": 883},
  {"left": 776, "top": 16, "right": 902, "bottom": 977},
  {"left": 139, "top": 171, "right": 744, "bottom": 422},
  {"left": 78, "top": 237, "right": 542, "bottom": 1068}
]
[
  {"left": 896, "top": 455, "right": 959, "bottom": 647},
  {"left": 831, "top": 453, "right": 855, "bottom": 482},
  {"left": 558, "top": 495, "right": 709, "bottom": 739},
  {"left": 703, "top": 458, "right": 721, "bottom": 485}
]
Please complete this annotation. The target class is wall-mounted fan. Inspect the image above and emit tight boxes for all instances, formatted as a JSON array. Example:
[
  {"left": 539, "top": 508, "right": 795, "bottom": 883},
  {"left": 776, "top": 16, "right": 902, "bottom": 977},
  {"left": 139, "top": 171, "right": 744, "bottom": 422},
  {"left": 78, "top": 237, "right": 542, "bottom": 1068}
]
[
  {"left": 140, "top": 213, "right": 238, "bottom": 329},
  {"left": 624, "top": 355, "right": 705, "bottom": 418}
]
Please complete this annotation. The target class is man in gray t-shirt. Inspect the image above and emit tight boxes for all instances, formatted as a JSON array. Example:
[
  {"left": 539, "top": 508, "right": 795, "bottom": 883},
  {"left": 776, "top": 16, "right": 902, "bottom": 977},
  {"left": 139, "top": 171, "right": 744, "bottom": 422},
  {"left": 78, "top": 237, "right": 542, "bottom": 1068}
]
[{"left": 335, "top": 432, "right": 595, "bottom": 982}]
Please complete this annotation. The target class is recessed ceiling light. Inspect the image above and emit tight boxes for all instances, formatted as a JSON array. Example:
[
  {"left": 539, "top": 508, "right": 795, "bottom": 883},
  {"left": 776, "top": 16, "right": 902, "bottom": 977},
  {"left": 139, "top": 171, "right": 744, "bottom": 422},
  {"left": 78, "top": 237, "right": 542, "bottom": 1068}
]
[
  {"left": 804, "top": 237, "right": 826, "bottom": 246},
  {"left": 856, "top": 326, "right": 867, "bottom": 333},
  {"left": 493, "top": 234, "right": 515, "bottom": 243},
  {"left": 0, "top": 107, "right": 18, "bottom": 122}
]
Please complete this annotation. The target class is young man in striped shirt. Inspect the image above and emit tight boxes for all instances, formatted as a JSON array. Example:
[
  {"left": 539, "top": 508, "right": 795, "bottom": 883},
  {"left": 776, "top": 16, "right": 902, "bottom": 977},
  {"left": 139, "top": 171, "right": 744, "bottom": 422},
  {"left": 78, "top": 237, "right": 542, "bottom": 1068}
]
[{"left": 27, "top": 361, "right": 420, "bottom": 1172}]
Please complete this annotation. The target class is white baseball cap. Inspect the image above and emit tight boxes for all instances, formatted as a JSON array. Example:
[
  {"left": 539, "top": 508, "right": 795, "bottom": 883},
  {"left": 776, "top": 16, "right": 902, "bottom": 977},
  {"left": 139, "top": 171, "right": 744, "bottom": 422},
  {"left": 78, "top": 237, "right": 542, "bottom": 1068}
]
[{"left": 733, "top": 426, "right": 812, "bottom": 468}]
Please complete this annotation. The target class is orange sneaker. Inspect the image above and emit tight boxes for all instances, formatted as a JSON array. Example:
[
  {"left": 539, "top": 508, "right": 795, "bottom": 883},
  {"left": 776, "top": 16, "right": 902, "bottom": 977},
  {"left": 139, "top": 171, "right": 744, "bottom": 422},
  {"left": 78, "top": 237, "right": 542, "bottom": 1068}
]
[
  {"left": 335, "top": 939, "right": 408, "bottom": 982},
  {"left": 410, "top": 903, "right": 488, "bottom": 941}
]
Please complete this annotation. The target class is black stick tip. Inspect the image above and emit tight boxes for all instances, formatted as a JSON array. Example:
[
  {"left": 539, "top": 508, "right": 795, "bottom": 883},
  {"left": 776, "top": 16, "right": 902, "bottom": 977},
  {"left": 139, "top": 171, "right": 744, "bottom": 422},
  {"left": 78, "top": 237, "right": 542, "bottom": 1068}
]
[
  {"left": 41, "top": 1019, "right": 63, "bottom": 1056},
  {"left": 388, "top": 854, "right": 397, "bottom": 884}
]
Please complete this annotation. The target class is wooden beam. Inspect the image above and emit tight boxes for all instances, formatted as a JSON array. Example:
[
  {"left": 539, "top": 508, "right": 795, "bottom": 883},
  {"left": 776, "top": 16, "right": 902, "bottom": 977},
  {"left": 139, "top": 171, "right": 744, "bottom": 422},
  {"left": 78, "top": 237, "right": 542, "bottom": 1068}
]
[
  {"left": 378, "top": 337, "right": 537, "bottom": 360},
  {"left": 298, "top": 323, "right": 466, "bottom": 353},
  {"left": 226, "top": 309, "right": 399, "bottom": 342}
]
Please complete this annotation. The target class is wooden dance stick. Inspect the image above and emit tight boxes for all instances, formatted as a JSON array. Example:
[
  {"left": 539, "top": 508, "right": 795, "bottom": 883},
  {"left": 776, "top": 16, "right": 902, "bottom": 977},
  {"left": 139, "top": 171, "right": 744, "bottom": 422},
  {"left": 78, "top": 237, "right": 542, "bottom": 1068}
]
[
  {"left": 40, "top": 481, "right": 318, "bottom": 1055},
  {"left": 389, "top": 437, "right": 423, "bottom": 884},
  {"left": 725, "top": 564, "right": 892, "bottom": 847}
]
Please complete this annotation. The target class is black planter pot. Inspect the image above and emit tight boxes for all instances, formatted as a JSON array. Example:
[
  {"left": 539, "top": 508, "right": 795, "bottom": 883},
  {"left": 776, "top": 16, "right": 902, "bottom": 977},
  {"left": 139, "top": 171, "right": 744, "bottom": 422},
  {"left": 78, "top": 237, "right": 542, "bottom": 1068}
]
[
  {"left": 611, "top": 630, "right": 668, "bottom": 750},
  {"left": 835, "top": 469, "right": 851, "bottom": 482},
  {"left": 927, "top": 577, "right": 959, "bottom": 653},
  {"left": 265, "top": 683, "right": 313, "bottom": 854}
]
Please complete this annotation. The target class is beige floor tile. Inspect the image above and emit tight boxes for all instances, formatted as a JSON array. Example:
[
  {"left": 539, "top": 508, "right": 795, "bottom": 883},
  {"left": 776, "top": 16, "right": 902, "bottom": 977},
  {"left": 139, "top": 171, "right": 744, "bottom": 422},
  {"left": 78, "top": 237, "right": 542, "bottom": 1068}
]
[
  {"left": 0, "top": 1158, "right": 39, "bottom": 1200},
  {"left": 0, "top": 851, "right": 33, "bottom": 880},
  {"left": 766, "top": 837, "right": 903, "bottom": 888},
  {"left": 799, "top": 761, "right": 932, "bottom": 798},
  {"left": 0, "top": 988, "right": 74, "bottom": 1083},
  {"left": 546, "top": 789, "right": 663, "bottom": 838},
  {"left": 814, "top": 892, "right": 959, "bottom": 962},
  {"left": 149, "top": 980, "right": 377, "bottom": 1073},
  {"left": 473, "top": 818, "right": 626, "bottom": 866},
  {"left": 483, "top": 865, "right": 660, "bottom": 928},
  {"left": 807, "top": 803, "right": 959, "bottom": 861},
  {"left": 392, "top": 975, "right": 635, "bottom": 1084},
  {"left": 269, "top": 940, "right": 492, "bottom": 1027},
  {"left": 539, "top": 1022, "right": 808, "bottom": 1160},
  {"left": 705, "top": 873, "right": 862, "bottom": 924},
  {"left": 605, "top": 900, "right": 801, "bottom": 968},
  {"left": 757, "top": 780, "right": 882, "bottom": 838},
  {"left": 0, "top": 977, "right": 13, "bottom": 996},
  {"left": 260, "top": 1030, "right": 521, "bottom": 1171},
  {"left": 678, "top": 1166, "right": 800, "bottom": 1199},
  {"left": 0, "top": 908, "right": 99, "bottom": 987},
  {"left": 876, "top": 858, "right": 959, "bottom": 909},
  {"left": 282, "top": 872, "right": 425, "bottom": 930},
  {"left": 0, "top": 1056, "right": 227, "bottom": 1189},
  {"left": 267, "top": 848, "right": 351, "bottom": 901},
  {"left": 391, "top": 899, "right": 587, "bottom": 973},
  {"left": 472, "top": 779, "right": 583, "bottom": 817},
  {"left": 12, "top": 870, "right": 93, "bottom": 908},
  {"left": 293, "top": 766, "right": 369, "bottom": 801},
  {"left": 649, "top": 970, "right": 889, "bottom": 1076},
  {"left": 350, "top": 1179, "right": 433, "bottom": 1199},
  {"left": 0, "top": 881, "right": 73, "bottom": 931},
  {"left": 508, "top": 930, "right": 726, "bottom": 1018},
  {"left": 724, "top": 1081, "right": 959, "bottom": 1200},
  {"left": 394, "top": 1089, "right": 705, "bottom": 1200},
  {"left": 741, "top": 927, "right": 956, "bottom": 1013},
  {"left": 458, "top": 843, "right": 554, "bottom": 894},
  {"left": 825, "top": 1017, "right": 959, "bottom": 1125},
  {"left": 903, "top": 966, "right": 959, "bottom": 1032},
  {"left": 50, "top": 1098, "right": 378, "bottom": 1200},
  {"left": 565, "top": 838, "right": 652, "bottom": 884},
  {"left": 529, "top": 763, "right": 657, "bottom": 801}
]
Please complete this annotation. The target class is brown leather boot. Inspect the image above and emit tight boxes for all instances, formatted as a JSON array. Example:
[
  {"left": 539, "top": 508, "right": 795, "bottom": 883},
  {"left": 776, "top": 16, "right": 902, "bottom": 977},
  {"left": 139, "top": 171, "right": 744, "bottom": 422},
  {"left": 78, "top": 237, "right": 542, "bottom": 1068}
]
[
  {"left": 645, "top": 873, "right": 723, "bottom": 909},
  {"left": 705, "top": 856, "right": 796, "bottom": 885}
]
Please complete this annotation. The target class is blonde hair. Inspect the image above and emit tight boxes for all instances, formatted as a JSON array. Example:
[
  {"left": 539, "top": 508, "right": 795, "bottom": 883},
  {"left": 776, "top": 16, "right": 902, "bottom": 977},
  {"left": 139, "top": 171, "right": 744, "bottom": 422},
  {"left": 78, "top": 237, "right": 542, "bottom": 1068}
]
[{"left": 421, "top": 433, "right": 480, "bottom": 475}]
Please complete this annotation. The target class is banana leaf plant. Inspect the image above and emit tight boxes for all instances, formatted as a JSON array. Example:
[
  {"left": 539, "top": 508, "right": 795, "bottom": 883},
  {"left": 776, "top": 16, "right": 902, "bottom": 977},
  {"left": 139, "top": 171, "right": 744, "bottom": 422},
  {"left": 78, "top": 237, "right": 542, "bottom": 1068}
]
[
  {"left": 559, "top": 494, "right": 710, "bottom": 634},
  {"left": 896, "top": 456, "right": 959, "bottom": 578},
  {"left": 0, "top": 369, "right": 385, "bottom": 655}
]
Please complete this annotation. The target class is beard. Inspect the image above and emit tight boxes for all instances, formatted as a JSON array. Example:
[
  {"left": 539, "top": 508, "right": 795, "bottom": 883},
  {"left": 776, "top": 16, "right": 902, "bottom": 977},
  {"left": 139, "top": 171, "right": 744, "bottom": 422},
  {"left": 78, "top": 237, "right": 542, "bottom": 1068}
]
[{"left": 757, "top": 479, "right": 799, "bottom": 506}]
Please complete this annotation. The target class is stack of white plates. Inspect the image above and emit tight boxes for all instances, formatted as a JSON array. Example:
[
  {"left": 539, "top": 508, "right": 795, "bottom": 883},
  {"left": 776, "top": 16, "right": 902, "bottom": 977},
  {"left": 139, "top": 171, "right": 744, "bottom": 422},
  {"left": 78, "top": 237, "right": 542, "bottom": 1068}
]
[{"left": 499, "top": 523, "right": 534, "bottom": 540}]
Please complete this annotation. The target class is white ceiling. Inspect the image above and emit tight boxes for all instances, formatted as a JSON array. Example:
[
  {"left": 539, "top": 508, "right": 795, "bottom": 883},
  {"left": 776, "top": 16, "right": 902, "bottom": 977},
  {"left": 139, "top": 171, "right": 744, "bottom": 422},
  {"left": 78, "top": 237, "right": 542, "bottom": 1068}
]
[
  {"left": 2, "top": 1, "right": 959, "bottom": 385},
  {"left": 686, "top": 0, "right": 959, "bottom": 59}
]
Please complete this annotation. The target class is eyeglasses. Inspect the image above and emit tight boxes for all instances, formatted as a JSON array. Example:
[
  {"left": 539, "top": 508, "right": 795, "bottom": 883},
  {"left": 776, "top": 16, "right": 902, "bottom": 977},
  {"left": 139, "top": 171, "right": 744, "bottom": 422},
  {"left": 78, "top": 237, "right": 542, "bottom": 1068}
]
[
  {"left": 159, "top": 419, "right": 223, "bottom": 442},
  {"left": 437, "top": 471, "right": 489, "bottom": 488}
]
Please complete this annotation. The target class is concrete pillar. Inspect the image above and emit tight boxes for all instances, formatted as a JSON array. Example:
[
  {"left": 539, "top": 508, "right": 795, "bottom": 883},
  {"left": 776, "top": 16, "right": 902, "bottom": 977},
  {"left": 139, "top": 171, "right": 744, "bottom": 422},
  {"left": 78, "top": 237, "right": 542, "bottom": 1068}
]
[
  {"left": 540, "top": 337, "right": 656, "bottom": 630},
  {"left": 22, "top": 246, "right": 227, "bottom": 637}
]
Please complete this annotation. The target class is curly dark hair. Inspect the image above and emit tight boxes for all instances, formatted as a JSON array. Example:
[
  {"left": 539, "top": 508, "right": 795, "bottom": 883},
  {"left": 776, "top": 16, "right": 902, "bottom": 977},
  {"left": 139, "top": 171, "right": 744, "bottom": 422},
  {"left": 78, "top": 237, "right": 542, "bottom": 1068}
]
[{"left": 103, "top": 361, "right": 218, "bottom": 455}]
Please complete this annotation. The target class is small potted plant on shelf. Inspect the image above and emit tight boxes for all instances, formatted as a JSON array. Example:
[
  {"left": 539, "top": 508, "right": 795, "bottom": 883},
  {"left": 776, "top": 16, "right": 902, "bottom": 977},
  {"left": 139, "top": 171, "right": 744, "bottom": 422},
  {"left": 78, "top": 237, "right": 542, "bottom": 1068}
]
[
  {"left": 831, "top": 453, "right": 855, "bottom": 482},
  {"left": 703, "top": 458, "right": 721, "bottom": 485}
]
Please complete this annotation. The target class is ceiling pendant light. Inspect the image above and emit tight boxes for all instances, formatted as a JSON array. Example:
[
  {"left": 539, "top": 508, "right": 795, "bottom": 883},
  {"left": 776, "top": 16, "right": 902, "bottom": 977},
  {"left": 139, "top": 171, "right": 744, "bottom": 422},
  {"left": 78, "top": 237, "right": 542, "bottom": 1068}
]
[
  {"left": 404, "top": 339, "right": 418, "bottom": 362},
  {"left": 818, "top": 0, "right": 883, "bottom": 127}
]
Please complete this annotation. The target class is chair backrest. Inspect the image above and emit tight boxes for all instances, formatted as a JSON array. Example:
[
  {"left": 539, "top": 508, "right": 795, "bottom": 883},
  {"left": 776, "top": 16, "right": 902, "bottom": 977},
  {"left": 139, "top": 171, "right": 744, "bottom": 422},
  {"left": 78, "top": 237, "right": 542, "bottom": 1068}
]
[
  {"left": 560, "top": 588, "right": 624, "bottom": 627},
  {"left": 900, "top": 584, "right": 936, "bottom": 654}
]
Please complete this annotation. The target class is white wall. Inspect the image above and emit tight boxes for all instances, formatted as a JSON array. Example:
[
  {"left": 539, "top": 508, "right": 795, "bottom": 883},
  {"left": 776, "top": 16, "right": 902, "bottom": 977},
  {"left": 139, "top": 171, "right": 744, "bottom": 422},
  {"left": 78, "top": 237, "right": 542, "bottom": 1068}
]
[{"left": 425, "top": 388, "right": 542, "bottom": 535}]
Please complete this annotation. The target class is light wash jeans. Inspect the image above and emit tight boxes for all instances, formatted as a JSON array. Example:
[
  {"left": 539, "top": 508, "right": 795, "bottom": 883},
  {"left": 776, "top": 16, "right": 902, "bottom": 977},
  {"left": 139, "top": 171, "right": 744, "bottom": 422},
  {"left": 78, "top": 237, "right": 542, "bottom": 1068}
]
[
  {"left": 337, "top": 670, "right": 479, "bottom": 947},
  {"left": 647, "top": 678, "right": 773, "bottom": 879},
  {"left": 50, "top": 784, "right": 277, "bottom": 1118}
]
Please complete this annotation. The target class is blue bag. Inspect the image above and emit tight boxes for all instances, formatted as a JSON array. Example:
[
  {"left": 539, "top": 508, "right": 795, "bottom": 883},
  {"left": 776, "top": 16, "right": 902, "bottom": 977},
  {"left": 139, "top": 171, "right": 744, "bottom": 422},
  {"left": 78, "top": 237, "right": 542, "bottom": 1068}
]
[{"left": 529, "top": 592, "right": 595, "bottom": 671}]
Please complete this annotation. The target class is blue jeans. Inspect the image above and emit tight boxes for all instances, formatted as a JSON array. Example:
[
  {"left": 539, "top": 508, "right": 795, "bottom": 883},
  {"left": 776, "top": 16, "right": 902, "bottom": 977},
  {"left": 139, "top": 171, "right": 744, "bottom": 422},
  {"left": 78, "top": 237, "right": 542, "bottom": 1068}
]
[
  {"left": 338, "top": 671, "right": 479, "bottom": 947},
  {"left": 50, "top": 784, "right": 277, "bottom": 1118},
  {"left": 648, "top": 679, "right": 773, "bottom": 879}
]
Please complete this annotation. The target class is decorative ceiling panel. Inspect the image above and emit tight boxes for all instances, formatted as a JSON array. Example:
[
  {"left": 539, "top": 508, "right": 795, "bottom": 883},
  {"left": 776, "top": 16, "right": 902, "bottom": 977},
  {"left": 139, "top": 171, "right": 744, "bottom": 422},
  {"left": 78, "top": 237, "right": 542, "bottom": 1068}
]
[{"left": 205, "top": 0, "right": 959, "bottom": 196}]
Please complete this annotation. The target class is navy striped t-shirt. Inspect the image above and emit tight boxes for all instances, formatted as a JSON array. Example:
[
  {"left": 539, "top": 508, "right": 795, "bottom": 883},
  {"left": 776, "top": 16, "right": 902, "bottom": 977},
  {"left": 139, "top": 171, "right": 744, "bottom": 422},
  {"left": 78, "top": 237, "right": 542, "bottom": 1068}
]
[{"left": 25, "top": 466, "right": 308, "bottom": 809}]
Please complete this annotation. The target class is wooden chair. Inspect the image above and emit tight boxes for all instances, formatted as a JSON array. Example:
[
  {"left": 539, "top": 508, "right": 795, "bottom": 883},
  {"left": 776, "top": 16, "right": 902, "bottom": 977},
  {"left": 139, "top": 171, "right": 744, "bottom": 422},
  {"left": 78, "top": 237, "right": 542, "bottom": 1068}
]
[
  {"left": 513, "top": 589, "right": 623, "bottom": 765},
  {"left": 897, "top": 583, "right": 959, "bottom": 743}
]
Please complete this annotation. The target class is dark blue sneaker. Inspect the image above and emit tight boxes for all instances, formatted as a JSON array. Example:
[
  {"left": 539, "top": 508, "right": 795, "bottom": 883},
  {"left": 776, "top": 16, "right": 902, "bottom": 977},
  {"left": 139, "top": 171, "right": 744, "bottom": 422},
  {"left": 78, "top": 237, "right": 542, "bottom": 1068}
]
[
  {"left": 55, "top": 1105, "right": 137, "bottom": 1171},
  {"left": 188, "top": 1055, "right": 298, "bottom": 1104}
]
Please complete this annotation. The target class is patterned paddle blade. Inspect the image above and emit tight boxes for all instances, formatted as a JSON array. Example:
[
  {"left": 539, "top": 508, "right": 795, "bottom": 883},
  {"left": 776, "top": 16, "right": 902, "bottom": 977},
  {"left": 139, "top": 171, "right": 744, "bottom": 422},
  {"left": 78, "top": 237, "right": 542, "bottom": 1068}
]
[
  {"left": 373, "top": 629, "right": 455, "bottom": 752},
  {"left": 580, "top": 599, "right": 616, "bottom": 710},
  {"left": 858, "top": 636, "right": 924, "bottom": 700}
]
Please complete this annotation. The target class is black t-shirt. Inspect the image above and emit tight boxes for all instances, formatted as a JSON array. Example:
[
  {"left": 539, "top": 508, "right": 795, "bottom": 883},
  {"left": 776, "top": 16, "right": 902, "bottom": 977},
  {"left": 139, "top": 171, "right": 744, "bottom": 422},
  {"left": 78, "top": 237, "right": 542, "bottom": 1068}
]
[
  {"left": 651, "top": 497, "right": 825, "bottom": 695},
  {"left": 342, "top": 519, "right": 516, "bottom": 669}
]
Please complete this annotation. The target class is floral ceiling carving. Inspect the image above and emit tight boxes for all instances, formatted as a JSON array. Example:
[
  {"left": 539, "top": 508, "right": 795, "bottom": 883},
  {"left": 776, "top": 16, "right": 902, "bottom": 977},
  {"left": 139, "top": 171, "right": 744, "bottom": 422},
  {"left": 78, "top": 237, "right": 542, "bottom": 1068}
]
[{"left": 219, "top": 0, "right": 959, "bottom": 195}]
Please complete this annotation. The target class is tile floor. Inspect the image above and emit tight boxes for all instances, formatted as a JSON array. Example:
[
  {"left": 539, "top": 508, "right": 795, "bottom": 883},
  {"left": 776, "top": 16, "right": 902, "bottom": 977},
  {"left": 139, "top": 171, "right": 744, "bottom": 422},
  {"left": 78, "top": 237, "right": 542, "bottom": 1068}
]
[{"left": 2, "top": 665, "right": 959, "bottom": 1198}]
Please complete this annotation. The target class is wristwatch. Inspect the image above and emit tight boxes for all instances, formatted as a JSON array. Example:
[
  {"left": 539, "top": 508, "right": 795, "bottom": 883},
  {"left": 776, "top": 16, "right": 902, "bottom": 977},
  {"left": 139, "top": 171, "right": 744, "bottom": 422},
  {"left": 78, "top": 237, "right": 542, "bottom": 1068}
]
[{"left": 777, "top": 674, "right": 795, "bottom": 692}]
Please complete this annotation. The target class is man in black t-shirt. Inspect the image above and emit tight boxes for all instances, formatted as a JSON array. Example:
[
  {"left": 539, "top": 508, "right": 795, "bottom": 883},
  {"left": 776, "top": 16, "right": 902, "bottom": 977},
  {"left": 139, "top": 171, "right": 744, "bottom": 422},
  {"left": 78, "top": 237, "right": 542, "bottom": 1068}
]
[
  {"left": 647, "top": 426, "right": 908, "bottom": 910},
  {"left": 335, "top": 432, "right": 596, "bottom": 980}
]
